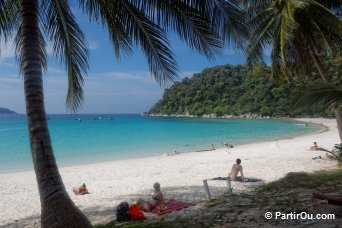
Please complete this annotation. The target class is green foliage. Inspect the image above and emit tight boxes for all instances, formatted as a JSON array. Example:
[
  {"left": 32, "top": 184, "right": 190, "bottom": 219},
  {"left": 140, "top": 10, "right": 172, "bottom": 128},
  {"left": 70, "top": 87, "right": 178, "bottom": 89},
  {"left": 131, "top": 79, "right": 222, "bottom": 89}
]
[
  {"left": 149, "top": 64, "right": 333, "bottom": 117},
  {"left": 244, "top": 0, "right": 342, "bottom": 82},
  {"left": 257, "top": 169, "right": 342, "bottom": 192}
]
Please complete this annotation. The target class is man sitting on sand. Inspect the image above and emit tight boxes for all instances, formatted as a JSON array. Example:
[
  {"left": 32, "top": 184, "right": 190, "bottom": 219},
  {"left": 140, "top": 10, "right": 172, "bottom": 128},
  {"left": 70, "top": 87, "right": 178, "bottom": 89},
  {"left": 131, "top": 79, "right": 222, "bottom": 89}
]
[
  {"left": 136, "top": 183, "right": 167, "bottom": 212},
  {"left": 310, "top": 142, "right": 318, "bottom": 151},
  {"left": 229, "top": 158, "right": 244, "bottom": 181},
  {"left": 73, "top": 183, "right": 89, "bottom": 195}
]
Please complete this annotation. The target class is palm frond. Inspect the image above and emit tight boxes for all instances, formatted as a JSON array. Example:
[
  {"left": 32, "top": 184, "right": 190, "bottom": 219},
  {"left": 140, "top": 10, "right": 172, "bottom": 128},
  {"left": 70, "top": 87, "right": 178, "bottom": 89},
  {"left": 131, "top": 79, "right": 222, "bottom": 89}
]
[
  {"left": 270, "top": 26, "right": 284, "bottom": 81},
  {"left": 117, "top": 0, "right": 179, "bottom": 85},
  {"left": 42, "top": 0, "right": 89, "bottom": 112},
  {"left": 246, "top": 11, "right": 276, "bottom": 64},
  {"left": 78, "top": 0, "right": 179, "bottom": 85},
  {"left": 78, "top": 0, "right": 246, "bottom": 60},
  {"left": 293, "top": 84, "right": 342, "bottom": 111},
  {"left": 129, "top": 0, "right": 223, "bottom": 59},
  {"left": 245, "top": 0, "right": 341, "bottom": 83},
  {"left": 221, "top": 0, "right": 249, "bottom": 49},
  {"left": 0, "top": 0, "right": 20, "bottom": 49},
  {"left": 316, "top": 0, "right": 342, "bottom": 12},
  {"left": 95, "top": 0, "right": 134, "bottom": 58},
  {"left": 305, "top": 2, "right": 342, "bottom": 55},
  {"left": 14, "top": 25, "right": 47, "bottom": 74}
]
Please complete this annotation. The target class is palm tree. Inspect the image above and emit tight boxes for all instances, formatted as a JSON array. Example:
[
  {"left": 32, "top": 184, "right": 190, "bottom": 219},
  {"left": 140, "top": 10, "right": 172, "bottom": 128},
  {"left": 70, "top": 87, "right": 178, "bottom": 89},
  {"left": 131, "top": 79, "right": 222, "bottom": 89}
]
[
  {"left": 0, "top": 0, "right": 245, "bottom": 226},
  {"left": 293, "top": 84, "right": 342, "bottom": 137},
  {"left": 243, "top": 0, "right": 342, "bottom": 141}
]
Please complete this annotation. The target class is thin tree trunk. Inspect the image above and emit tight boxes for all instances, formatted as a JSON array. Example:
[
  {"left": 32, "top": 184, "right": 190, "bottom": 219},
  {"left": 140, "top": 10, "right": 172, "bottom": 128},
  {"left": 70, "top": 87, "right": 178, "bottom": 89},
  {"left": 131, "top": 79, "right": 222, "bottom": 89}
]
[
  {"left": 20, "top": 1, "right": 91, "bottom": 227},
  {"left": 334, "top": 107, "right": 342, "bottom": 142},
  {"left": 308, "top": 45, "right": 329, "bottom": 84}
]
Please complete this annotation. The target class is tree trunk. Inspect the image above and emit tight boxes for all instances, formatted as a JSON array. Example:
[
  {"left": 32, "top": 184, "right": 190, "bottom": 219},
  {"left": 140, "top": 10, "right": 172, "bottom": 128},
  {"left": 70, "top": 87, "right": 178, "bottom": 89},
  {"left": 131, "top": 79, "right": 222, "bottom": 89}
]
[
  {"left": 308, "top": 42, "right": 342, "bottom": 141},
  {"left": 308, "top": 45, "right": 329, "bottom": 84},
  {"left": 20, "top": 1, "right": 91, "bottom": 227},
  {"left": 334, "top": 107, "right": 342, "bottom": 142}
]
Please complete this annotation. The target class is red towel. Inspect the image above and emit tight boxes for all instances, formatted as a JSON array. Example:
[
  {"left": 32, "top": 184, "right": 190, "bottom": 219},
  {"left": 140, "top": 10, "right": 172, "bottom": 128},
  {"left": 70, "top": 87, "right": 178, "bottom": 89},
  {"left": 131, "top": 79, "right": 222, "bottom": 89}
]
[
  {"left": 129, "top": 204, "right": 148, "bottom": 220},
  {"left": 152, "top": 199, "right": 195, "bottom": 215}
]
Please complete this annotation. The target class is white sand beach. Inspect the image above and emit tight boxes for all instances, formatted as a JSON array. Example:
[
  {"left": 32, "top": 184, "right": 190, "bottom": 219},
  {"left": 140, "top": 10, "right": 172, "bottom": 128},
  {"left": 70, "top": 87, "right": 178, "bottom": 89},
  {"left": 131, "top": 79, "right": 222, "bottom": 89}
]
[{"left": 0, "top": 118, "right": 340, "bottom": 227}]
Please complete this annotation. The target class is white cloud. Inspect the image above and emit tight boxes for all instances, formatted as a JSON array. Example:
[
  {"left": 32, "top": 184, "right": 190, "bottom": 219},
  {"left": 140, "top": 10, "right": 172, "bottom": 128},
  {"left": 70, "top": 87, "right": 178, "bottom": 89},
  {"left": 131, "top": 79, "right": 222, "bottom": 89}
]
[
  {"left": 0, "top": 69, "right": 179, "bottom": 113},
  {"left": 89, "top": 71, "right": 158, "bottom": 84},
  {"left": 1, "top": 38, "right": 98, "bottom": 61},
  {"left": 89, "top": 40, "right": 99, "bottom": 50}
]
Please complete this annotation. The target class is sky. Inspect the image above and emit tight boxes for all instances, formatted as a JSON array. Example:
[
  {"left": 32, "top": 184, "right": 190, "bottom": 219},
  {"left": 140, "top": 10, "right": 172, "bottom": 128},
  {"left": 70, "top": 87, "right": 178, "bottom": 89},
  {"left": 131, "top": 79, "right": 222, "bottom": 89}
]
[{"left": 0, "top": 7, "right": 248, "bottom": 114}]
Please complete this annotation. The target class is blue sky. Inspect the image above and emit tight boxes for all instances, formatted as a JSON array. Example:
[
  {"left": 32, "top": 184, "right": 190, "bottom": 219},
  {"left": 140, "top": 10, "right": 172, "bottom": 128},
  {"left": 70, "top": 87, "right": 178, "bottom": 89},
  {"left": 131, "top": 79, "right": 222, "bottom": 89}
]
[{"left": 0, "top": 9, "right": 247, "bottom": 114}]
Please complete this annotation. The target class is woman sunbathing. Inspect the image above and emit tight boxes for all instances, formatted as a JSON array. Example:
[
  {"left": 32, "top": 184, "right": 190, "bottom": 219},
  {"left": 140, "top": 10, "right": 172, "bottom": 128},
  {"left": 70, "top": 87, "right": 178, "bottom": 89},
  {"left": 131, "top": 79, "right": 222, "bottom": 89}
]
[
  {"left": 73, "top": 183, "right": 89, "bottom": 195},
  {"left": 136, "top": 183, "right": 167, "bottom": 212}
]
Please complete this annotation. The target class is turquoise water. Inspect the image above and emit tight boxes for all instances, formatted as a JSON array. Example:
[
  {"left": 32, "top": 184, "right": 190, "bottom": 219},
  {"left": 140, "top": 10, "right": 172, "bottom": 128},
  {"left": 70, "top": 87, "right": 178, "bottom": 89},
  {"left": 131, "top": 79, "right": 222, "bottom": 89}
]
[{"left": 0, "top": 114, "right": 321, "bottom": 173}]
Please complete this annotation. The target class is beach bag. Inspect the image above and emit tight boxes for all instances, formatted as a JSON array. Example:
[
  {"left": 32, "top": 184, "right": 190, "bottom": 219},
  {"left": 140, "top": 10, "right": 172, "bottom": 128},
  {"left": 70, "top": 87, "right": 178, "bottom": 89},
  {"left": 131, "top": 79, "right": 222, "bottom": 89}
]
[{"left": 116, "top": 202, "right": 132, "bottom": 222}]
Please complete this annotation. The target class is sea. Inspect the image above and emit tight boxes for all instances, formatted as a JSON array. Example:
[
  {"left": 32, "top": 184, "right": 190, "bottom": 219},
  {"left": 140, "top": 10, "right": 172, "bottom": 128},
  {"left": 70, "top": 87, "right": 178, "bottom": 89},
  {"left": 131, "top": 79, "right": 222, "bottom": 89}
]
[{"left": 0, "top": 114, "right": 321, "bottom": 173}]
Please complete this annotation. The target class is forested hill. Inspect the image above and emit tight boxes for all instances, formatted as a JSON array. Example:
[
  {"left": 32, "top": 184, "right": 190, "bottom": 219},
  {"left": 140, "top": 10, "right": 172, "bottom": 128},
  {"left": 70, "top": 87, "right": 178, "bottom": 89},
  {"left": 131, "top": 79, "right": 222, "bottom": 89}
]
[
  {"left": 0, "top": 107, "right": 16, "bottom": 114},
  {"left": 149, "top": 64, "right": 331, "bottom": 118}
]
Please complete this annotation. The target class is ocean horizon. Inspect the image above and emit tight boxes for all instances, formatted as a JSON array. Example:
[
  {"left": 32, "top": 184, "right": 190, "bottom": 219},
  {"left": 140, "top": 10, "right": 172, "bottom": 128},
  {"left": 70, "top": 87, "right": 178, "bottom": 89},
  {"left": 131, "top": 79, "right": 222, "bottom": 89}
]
[{"left": 0, "top": 114, "right": 321, "bottom": 173}]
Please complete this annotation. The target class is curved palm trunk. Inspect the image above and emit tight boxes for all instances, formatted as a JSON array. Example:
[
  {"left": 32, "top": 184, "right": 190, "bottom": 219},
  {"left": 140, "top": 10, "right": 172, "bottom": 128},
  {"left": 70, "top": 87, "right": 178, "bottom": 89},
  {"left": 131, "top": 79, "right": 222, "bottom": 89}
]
[
  {"left": 309, "top": 44, "right": 342, "bottom": 142},
  {"left": 20, "top": 1, "right": 91, "bottom": 227},
  {"left": 308, "top": 46, "right": 329, "bottom": 84},
  {"left": 334, "top": 107, "right": 342, "bottom": 142}
]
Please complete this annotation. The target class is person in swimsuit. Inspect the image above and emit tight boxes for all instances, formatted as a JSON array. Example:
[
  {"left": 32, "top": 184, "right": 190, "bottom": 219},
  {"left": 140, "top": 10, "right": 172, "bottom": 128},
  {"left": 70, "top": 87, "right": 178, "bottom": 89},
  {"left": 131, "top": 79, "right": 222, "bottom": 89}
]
[
  {"left": 73, "top": 183, "right": 89, "bottom": 195},
  {"left": 229, "top": 158, "right": 244, "bottom": 181},
  {"left": 136, "top": 183, "right": 166, "bottom": 212},
  {"left": 310, "top": 142, "right": 318, "bottom": 151}
]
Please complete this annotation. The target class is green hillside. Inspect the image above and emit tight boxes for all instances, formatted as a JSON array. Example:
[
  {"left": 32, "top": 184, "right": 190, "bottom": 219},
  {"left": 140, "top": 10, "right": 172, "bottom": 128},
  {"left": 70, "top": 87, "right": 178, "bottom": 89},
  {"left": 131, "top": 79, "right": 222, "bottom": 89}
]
[{"left": 149, "top": 64, "right": 333, "bottom": 118}]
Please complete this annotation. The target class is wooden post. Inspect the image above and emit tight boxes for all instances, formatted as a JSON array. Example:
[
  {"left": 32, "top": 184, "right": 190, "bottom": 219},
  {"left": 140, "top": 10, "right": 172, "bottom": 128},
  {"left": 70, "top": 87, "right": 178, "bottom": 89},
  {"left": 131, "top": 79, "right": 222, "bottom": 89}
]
[
  {"left": 203, "top": 180, "right": 211, "bottom": 200},
  {"left": 226, "top": 176, "right": 232, "bottom": 195}
]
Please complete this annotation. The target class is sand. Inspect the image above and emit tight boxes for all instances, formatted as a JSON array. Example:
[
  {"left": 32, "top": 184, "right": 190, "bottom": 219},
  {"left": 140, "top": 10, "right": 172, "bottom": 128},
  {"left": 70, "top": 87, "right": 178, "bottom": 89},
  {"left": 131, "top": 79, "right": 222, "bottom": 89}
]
[{"left": 0, "top": 118, "right": 340, "bottom": 227}]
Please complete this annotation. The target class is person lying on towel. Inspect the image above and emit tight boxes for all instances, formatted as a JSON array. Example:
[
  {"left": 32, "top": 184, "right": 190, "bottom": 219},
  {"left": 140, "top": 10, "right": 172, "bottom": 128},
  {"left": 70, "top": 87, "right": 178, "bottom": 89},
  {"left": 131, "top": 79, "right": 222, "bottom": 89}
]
[
  {"left": 136, "top": 182, "right": 167, "bottom": 212},
  {"left": 73, "top": 183, "right": 89, "bottom": 195},
  {"left": 229, "top": 158, "right": 245, "bottom": 181}
]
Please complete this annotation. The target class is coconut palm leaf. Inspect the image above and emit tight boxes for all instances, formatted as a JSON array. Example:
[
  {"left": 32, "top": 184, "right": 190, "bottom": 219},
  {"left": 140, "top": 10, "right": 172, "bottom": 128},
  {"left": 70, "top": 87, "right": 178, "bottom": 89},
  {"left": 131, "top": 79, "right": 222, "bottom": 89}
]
[
  {"left": 128, "top": 0, "right": 224, "bottom": 57},
  {"left": 293, "top": 84, "right": 342, "bottom": 111},
  {"left": 244, "top": 0, "right": 342, "bottom": 81},
  {"left": 78, "top": 0, "right": 248, "bottom": 61},
  {"left": 14, "top": 25, "right": 48, "bottom": 73},
  {"left": 42, "top": 0, "right": 89, "bottom": 111},
  {"left": 317, "top": 0, "right": 342, "bottom": 12},
  {"left": 0, "top": 0, "right": 19, "bottom": 45},
  {"left": 76, "top": 0, "right": 243, "bottom": 88}
]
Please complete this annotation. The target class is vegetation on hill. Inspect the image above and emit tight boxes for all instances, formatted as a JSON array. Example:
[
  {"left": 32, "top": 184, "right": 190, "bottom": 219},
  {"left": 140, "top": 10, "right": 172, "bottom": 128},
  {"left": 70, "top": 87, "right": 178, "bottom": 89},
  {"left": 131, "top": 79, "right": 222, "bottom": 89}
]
[
  {"left": 149, "top": 64, "right": 337, "bottom": 118},
  {"left": 0, "top": 107, "right": 16, "bottom": 114}
]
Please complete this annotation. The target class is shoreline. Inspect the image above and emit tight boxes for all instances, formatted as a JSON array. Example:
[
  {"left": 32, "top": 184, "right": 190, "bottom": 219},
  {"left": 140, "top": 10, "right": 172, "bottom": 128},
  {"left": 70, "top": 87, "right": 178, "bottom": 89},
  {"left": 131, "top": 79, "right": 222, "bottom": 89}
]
[
  {"left": 0, "top": 118, "right": 324, "bottom": 175},
  {"left": 0, "top": 118, "right": 339, "bottom": 226}
]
